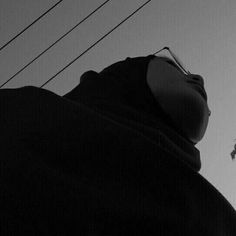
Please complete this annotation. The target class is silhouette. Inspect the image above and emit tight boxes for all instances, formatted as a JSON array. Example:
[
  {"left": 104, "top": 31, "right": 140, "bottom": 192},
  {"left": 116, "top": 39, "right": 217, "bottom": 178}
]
[
  {"left": 1, "top": 55, "right": 236, "bottom": 235},
  {"left": 231, "top": 143, "right": 236, "bottom": 159}
]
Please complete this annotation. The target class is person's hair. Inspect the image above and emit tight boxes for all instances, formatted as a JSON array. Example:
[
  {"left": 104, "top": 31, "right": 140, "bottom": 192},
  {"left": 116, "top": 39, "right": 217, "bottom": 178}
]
[{"left": 231, "top": 139, "right": 236, "bottom": 160}]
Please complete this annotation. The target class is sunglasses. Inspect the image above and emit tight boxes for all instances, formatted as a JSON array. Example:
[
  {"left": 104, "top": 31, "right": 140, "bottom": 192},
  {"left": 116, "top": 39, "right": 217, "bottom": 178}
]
[
  {"left": 153, "top": 47, "right": 191, "bottom": 75},
  {"left": 153, "top": 46, "right": 211, "bottom": 117}
]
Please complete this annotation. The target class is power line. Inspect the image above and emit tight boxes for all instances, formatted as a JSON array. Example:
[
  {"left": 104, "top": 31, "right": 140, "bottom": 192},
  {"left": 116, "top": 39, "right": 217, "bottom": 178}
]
[
  {"left": 40, "top": 0, "right": 152, "bottom": 88},
  {"left": 0, "top": 0, "right": 111, "bottom": 89},
  {"left": 0, "top": 0, "right": 63, "bottom": 53}
]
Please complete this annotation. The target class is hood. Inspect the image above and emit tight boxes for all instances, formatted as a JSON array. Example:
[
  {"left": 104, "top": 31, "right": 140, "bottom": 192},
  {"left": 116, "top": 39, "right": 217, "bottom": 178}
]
[{"left": 64, "top": 55, "right": 201, "bottom": 171}]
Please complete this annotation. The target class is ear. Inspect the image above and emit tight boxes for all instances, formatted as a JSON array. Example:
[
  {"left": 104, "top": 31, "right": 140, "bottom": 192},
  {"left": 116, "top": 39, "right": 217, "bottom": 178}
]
[{"left": 80, "top": 70, "right": 100, "bottom": 83}]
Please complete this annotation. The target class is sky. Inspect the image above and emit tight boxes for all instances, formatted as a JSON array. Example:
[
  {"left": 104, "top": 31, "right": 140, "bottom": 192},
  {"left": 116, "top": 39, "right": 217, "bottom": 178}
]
[{"left": 0, "top": 0, "right": 236, "bottom": 208}]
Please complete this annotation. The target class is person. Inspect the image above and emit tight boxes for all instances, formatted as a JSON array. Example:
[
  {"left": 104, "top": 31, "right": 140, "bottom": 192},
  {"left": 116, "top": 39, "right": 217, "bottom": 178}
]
[{"left": 1, "top": 54, "right": 236, "bottom": 235}]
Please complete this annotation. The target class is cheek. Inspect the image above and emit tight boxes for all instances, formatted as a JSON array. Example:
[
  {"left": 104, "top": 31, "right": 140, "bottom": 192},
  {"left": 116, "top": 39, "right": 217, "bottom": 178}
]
[{"left": 146, "top": 59, "right": 185, "bottom": 95}]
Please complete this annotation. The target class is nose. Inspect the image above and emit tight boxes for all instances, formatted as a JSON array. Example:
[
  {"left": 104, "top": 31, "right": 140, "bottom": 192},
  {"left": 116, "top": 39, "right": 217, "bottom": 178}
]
[{"left": 187, "top": 74, "right": 205, "bottom": 87}]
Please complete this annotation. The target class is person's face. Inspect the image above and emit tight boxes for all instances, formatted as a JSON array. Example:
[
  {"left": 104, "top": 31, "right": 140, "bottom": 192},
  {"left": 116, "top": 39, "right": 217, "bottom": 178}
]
[{"left": 146, "top": 56, "right": 211, "bottom": 144}]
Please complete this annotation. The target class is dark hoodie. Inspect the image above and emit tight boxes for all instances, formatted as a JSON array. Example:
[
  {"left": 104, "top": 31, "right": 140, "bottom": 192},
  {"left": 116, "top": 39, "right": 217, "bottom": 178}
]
[
  {"left": 1, "top": 55, "right": 236, "bottom": 235},
  {"left": 64, "top": 55, "right": 200, "bottom": 171}
]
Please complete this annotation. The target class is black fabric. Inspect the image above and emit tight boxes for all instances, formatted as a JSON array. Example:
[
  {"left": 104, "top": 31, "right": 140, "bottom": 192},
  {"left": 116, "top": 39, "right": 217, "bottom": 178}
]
[
  {"left": 1, "top": 55, "right": 236, "bottom": 235},
  {"left": 64, "top": 55, "right": 200, "bottom": 171},
  {"left": 66, "top": 55, "right": 184, "bottom": 137}
]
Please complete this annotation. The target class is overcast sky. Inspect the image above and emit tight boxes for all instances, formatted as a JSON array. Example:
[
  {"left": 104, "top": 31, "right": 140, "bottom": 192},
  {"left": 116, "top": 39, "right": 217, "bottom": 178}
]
[{"left": 1, "top": 0, "right": 236, "bottom": 208}]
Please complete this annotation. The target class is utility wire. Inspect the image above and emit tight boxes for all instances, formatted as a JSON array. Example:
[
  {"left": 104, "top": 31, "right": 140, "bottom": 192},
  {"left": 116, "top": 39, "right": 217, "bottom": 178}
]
[
  {"left": 0, "top": 0, "right": 111, "bottom": 89},
  {"left": 40, "top": 0, "right": 152, "bottom": 88},
  {"left": 0, "top": 0, "right": 63, "bottom": 53}
]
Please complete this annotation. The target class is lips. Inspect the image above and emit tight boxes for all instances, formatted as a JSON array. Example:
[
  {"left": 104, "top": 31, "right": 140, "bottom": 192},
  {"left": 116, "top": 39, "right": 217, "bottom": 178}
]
[{"left": 187, "top": 81, "right": 208, "bottom": 101}]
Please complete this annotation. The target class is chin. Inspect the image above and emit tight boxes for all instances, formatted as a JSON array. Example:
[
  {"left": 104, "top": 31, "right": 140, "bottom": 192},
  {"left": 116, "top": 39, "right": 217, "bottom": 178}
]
[
  {"left": 186, "top": 107, "right": 209, "bottom": 144},
  {"left": 154, "top": 87, "right": 210, "bottom": 144},
  {"left": 176, "top": 92, "right": 210, "bottom": 144}
]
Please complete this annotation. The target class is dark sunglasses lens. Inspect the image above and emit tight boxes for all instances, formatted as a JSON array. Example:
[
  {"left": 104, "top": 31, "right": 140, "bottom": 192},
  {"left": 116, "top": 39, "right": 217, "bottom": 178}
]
[{"left": 155, "top": 48, "right": 190, "bottom": 74}]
